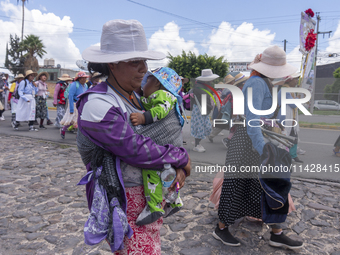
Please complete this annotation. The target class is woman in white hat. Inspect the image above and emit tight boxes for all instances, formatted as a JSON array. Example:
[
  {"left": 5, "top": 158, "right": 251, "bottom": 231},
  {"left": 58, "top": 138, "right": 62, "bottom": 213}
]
[
  {"left": 8, "top": 74, "right": 24, "bottom": 125},
  {"left": 13, "top": 70, "right": 39, "bottom": 131},
  {"left": 191, "top": 69, "right": 219, "bottom": 152},
  {"left": 214, "top": 46, "right": 303, "bottom": 250},
  {"left": 53, "top": 74, "right": 73, "bottom": 128},
  {"left": 76, "top": 19, "right": 190, "bottom": 254},
  {"left": 35, "top": 72, "right": 49, "bottom": 129}
]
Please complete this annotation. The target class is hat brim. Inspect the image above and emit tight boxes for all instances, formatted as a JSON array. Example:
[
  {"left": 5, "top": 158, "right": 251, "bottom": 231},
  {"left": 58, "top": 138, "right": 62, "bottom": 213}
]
[
  {"left": 58, "top": 77, "right": 73, "bottom": 81},
  {"left": 248, "top": 62, "right": 297, "bottom": 79},
  {"left": 224, "top": 78, "right": 235, "bottom": 84},
  {"left": 75, "top": 76, "right": 89, "bottom": 81},
  {"left": 82, "top": 46, "right": 166, "bottom": 63},
  {"left": 37, "top": 72, "right": 49, "bottom": 80},
  {"left": 25, "top": 72, "right": 37, "bottom": 78},
  {"left": 196, "top": 74, "right": 219, "bottom": 81}
]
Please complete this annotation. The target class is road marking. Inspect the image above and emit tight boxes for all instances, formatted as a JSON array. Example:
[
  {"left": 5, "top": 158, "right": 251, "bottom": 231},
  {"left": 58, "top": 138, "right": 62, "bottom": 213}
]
[
  {"left": 300, "top": 127, "right": 339, "bottom": 132},
  {"left": 299, "top": 141, "right": 334, "bottom": 146}
]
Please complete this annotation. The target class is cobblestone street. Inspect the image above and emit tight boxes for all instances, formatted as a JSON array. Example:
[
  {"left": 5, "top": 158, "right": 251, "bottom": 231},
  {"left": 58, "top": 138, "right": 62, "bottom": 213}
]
[{"left": 1, "top": 135, "right": 340, "bottom": 254}]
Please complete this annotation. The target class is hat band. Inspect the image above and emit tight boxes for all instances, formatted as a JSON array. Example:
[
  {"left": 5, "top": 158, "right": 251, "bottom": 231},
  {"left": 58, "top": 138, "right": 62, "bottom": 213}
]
[{"left": 234, "top": 75, "right": 245, "bottom": 82}]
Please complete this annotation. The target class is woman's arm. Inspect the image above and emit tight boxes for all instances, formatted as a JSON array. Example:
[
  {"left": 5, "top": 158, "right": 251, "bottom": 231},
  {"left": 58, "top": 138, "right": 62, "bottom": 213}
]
[
  {"left": 53, "top": 83, "right": 61, "bottom": 105},
  {"left": 243, "top": 78, "right": 268, "bottom": 155},
  {"left": 18, "top": 80, "right": 29, "bottom": 102},
  {"left": 78, "top": 95, "right": 189, "bottom": 171},
  {"left": 68, "top": 83, "right": 76, "bottom": 113}
]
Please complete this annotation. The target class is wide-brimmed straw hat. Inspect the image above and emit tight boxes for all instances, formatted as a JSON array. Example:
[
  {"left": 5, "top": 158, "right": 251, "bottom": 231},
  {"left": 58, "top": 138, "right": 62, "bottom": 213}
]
[
  {"left": 15, "top": 74, "right": 25, "bottom": 80},
  {"left": 36, "top": 71, "right": 49, "bottom": 81},
  {"left": 58, "top": 74, "right": 73, "bottom": 82},
  {"left": 233, "top": 74, "right": 248, "bottom": 86},
  {"left": 196, "top": 69, "right": 219, "bottom": 81},
  {"left": 82, "top": 19, "right": 166, "bottom": 63},
  {"left": 74, "top": 71, "right": 89, "bottom": 81},
  {"left": 224, "top": 74, "right": 235, "bottom": 84},
  {"left": 248, "top": 45, "right": 297, "bottom": 79},
  {"left": 24, "top": 70, "right": 37, "bottom": 78}
]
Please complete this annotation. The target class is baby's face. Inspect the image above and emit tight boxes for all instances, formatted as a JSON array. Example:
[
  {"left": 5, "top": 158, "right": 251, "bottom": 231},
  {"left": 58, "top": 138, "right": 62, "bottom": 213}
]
[{"left": 143, "top": 76, "right": 160, "bottom": 98}]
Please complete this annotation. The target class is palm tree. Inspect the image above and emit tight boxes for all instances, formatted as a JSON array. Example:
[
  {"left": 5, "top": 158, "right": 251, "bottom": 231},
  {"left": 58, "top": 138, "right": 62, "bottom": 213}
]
[
  {"left": 19, "top": 34, "right": 47, "bottom": 72},
  {"left": 17, "top": 0, "right": 28, "bottom": 41}
]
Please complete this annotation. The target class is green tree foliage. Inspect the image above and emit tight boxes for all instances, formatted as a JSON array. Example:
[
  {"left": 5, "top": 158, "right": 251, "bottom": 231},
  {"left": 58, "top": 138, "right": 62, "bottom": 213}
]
[
  {"left": 167, "top": 51, "right": 228, "bottom": 92},
  {"left": 324, "top": 67, "right": 340, "bottom": 102},
  {"left": 5, "top": 34, "right": 25, "bottom": 75},
  {"left": 19, "top": 34, "right": 47, "bottom": 72}
]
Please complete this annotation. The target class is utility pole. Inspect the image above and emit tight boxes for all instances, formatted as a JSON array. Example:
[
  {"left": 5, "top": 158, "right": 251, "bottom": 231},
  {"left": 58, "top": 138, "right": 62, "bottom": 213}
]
[
  {"left": 309, "top": 13, "right": 332, "bottom": 114},
  {"left": 283, "top": 39, "right": 287, "bottom": 52}
]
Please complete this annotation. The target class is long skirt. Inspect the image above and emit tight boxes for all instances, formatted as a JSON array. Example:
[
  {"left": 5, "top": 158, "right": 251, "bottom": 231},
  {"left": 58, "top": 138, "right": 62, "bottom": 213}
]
[
  {"left": 60, "top": 102, "right": 78, "bottom": 126},
  {"left": 55, "top": 103, "right": 66, "bottom": 128},
  {"left": 114, "top": 185, "right": 162, "bottom": 255},
  {"left": 35, "top": 96, "right": 47, "bottom": 119},
  {"left": 16, "top": 95, "right": 36, "bottom": 122},
  {"left": 218, "top": 126, "right": 262, "bottom": 226},
  {"left": 11, "top": 98, "right": 18, "bottom": 114},
  {"left": 190, "top": 104, "right": 212, "bottom": 139}
]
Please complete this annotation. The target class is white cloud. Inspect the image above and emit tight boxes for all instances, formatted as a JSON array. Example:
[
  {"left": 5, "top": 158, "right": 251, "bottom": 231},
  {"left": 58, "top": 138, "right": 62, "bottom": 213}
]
[
  {"left": 205, "top": 22, "right": 276, "bottom": 62},
  {"left": 0, "top": 1, "right": 81, "bottom": 69},
  {"left": 326, "top": 21, "right": 340, "bottom": 54},
  {"left": 147, "top": 21, "right": 199, "bottom": 69},
  {"left": 286, "top": 45, "right": 302, "bottom": 70},
  {"left": 39, "top": 5, "right": 47, "bottom": 12}
]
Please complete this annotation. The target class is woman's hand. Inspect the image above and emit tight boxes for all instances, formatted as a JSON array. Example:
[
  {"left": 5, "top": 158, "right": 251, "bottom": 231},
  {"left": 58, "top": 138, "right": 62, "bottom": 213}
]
[
  {"left": 169, "top": 168, "right": 186, "bottom": 191},
  {"left": 130, "top": 112, "right": 145, "bottom": 126}
]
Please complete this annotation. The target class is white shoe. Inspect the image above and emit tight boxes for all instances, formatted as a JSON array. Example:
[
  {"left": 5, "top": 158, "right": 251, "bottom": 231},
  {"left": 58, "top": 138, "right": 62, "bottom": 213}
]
[
  {"left": 218, "top": 132, "right": 224, "bottom": 136},
  {"left": 193, "top": 144, "right": 206, "bottom": 152},
  {"left": 297, "top": 148, "right": 306, "bottom": 155},
  {"left": 0, "top": 116, "right": 5, "bottom": 121}
]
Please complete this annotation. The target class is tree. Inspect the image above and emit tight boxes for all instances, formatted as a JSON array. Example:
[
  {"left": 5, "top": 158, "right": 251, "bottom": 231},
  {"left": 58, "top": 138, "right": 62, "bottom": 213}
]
[
  {"left": 5, "top": 34, "right": 25, "bottom": 75},
  {"left": 19, "top": 34, "right": 47, "bottom": 72},
  {"left": 167, "top": 51, "right": 229, "bottom": 91},
  {"left": 17, "top": 0, "right": 28, "bottom": 41},
  {"left": 324, "top": 67, "right": 340, "bottom": 102}
]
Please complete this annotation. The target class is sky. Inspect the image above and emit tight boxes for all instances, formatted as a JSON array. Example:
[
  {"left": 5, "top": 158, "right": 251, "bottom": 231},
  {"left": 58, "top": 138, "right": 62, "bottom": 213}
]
[{"left": 0, "top": 0, "right": 340, "bottom": 72}]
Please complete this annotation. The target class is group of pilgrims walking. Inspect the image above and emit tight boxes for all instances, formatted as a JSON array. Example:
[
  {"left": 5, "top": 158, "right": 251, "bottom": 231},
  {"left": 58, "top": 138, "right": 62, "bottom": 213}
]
[
  {"left": 2, "top": 70, "right": 100, "bottom": 139},
  {"left": 0, "top": 19, "right": 311, "bottom": 254}
]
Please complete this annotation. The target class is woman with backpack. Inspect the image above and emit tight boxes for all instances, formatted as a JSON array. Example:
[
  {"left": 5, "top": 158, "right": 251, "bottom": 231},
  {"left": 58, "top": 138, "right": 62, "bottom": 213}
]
[
  {"left": 13, "top": 70, "right": 39, "bottom": 131},
  {"left": 60, "top": 71, "right": 89, "bottom": 139},
  {"left": 53, "top": 74, "right": 73, "bottom": 128}
]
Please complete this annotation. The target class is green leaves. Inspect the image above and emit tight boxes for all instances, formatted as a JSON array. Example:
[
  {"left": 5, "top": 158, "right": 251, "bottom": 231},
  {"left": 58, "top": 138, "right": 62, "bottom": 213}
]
[
  {"left": 323, "top": 67, "right": 340, "bottom": 101},
  {"left": 167, "top": 50, "right": 228, "bottom": 92},
  {"left": 19, "top": 34, "right": 47, "bottom": 59}
]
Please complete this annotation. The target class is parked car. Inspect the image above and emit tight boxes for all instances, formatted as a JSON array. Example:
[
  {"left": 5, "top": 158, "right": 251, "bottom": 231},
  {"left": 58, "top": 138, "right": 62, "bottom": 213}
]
[{"left": 314, "top": 100, "right": 340, "bottom": 111}]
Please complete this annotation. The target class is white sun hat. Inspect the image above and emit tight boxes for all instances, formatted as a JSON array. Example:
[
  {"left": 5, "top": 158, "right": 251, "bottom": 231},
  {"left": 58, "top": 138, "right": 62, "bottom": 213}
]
[
  {"left": 248, "top": 45, "right": 297, "bottom": 79},
  {"left": 82, "top": 19, "right": 165, "bottom": 63},
  {"left": 196, "top": 69, "right": 219, "bottom": 81}
]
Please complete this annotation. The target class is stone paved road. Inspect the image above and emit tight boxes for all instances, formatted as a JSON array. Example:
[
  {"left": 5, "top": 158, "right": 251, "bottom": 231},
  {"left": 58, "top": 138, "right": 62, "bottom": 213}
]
[{"left": 1, "top": 135, "right": 340, "bottom": 254}]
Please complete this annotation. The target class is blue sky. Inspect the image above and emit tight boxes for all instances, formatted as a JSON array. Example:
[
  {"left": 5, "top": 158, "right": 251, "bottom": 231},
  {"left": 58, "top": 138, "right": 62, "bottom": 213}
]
[{"left": 0, "top": 0, "right": 339, "bottom": 70}]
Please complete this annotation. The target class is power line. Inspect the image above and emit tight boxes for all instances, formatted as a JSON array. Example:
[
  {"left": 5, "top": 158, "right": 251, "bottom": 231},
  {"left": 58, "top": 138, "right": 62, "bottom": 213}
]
[{"left": 126, "top": 0, "right": 284, "bottom": 44}]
